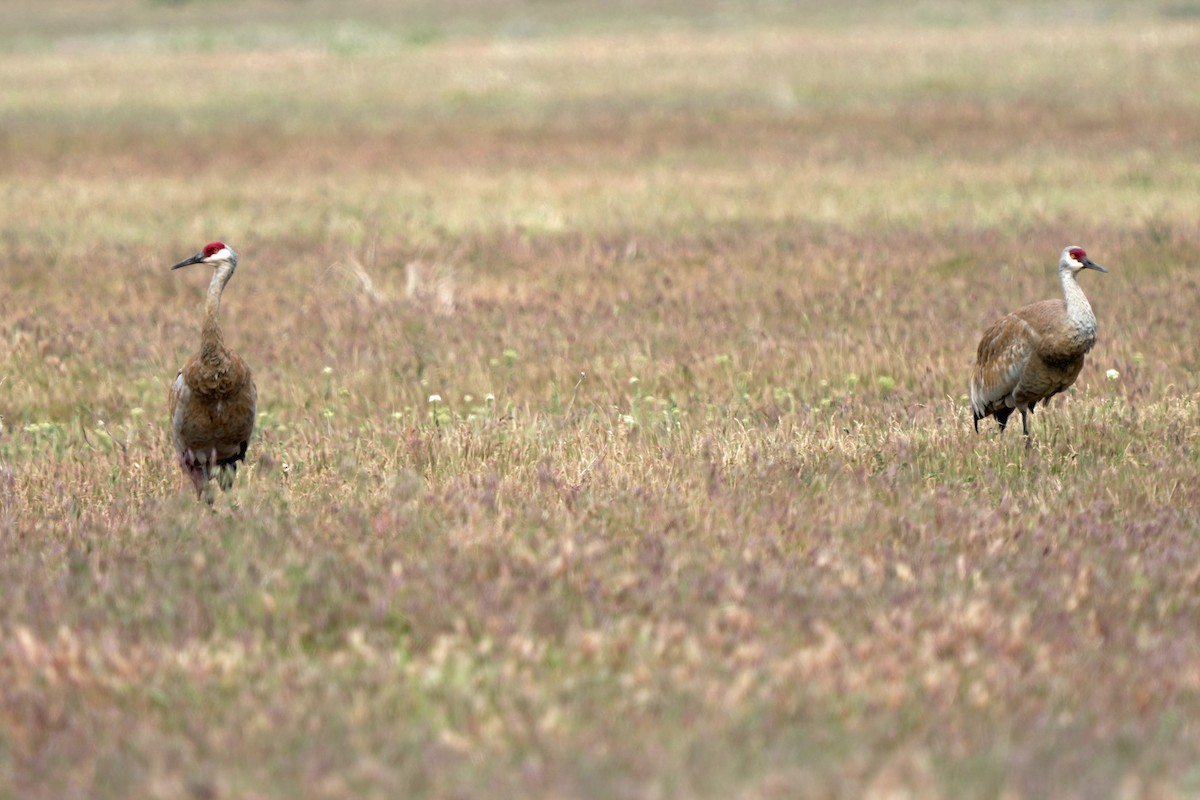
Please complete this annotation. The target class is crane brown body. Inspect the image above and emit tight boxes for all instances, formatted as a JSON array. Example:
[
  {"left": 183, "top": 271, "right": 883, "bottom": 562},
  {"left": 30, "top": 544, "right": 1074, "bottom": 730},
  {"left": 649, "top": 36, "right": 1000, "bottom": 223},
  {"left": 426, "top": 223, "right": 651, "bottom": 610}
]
[
  {"left": 970, "top": 246, "right": 1107, "bottom": 437},
  {"left": 169, "top": 242, "right": 257, "bottom": 502}
]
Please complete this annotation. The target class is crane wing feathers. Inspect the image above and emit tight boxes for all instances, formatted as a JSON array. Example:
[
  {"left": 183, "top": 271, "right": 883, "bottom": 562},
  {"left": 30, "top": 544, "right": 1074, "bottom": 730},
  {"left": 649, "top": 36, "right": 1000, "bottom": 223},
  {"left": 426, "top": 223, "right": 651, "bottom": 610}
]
[
  {"left": 171, "top": 354, "right": 256, "bottom": 466},
  {"left": 970, "top": 313, "right": 1037, "bottom": 417}
]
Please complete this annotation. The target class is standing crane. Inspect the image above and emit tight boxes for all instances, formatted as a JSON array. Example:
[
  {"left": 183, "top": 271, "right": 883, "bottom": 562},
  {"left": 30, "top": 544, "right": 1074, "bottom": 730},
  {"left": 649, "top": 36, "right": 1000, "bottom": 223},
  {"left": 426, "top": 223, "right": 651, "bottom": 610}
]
[
  {"left": 168, "top": 241, "right": 257, "bottom": 503},
  {"left": 970, "top": 246, "right": 1108, "bottom": 437}
]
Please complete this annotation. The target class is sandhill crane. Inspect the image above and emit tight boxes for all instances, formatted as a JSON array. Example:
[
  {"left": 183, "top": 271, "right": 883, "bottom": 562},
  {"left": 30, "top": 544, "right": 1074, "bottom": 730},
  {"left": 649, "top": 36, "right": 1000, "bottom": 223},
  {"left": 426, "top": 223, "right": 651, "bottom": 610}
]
[
  {"left": 970, "top": 246, "right": 1108, "bottom": 437},
  {"left": 168, "top": 241, "right": 257, "bottom": 502}
]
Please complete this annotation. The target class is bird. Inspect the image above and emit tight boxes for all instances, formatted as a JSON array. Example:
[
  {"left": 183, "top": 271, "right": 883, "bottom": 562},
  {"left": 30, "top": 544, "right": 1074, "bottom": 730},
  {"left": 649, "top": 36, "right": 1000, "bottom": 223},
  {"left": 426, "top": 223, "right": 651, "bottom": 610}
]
[
  {"left": 168, "top": 241, "right": 257, "bottom": 503},
  {"left": 969, "top": 245, "right": 1108, "bottom": 437}
]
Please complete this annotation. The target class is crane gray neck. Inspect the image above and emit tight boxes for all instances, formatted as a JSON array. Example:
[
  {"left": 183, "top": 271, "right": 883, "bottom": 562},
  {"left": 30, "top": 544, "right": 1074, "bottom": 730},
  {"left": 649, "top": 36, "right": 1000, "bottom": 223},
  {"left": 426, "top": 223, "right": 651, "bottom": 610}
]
[
  {"left": 202, "top": 257, "right": 237, "bottom": 346},
  {"left": 207, "top": 256, "right": 237, "bottom": 298},
  {"left": 1059, "top": 265, "right": 1097, "bottom": 336}
]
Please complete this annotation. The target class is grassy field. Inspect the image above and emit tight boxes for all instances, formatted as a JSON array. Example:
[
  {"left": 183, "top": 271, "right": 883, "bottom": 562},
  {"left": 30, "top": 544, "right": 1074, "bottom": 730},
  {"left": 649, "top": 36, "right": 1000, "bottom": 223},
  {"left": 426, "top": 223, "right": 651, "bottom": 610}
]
[{"left": 3, "top": 1, "right": 1200, "bottom": 797}]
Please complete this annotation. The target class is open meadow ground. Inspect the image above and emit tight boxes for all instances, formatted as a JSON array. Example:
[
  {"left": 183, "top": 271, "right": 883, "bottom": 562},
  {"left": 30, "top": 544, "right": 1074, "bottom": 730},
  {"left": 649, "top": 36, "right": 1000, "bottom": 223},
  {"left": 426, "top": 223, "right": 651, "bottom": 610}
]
[{"left": 3, "top": 1, "right": 1200, "bottom": 797}]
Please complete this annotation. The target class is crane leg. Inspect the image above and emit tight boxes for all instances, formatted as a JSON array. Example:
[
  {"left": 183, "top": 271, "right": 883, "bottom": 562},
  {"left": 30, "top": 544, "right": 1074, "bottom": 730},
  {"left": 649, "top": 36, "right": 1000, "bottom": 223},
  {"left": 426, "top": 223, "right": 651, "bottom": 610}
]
[{"left": 217, "top": 462, "right": 237, "bottom": 493}]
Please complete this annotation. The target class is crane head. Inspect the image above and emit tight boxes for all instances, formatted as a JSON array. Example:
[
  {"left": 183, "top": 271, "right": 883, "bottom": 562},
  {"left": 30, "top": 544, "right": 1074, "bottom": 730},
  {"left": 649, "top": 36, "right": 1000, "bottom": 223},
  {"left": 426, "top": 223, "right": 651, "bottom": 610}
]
[
  {"left": 171, "top": 241, "right": 238, "bottom": 272},
  {"left": 1061, "top": 246, "right": 1107, "bottom": 274}
]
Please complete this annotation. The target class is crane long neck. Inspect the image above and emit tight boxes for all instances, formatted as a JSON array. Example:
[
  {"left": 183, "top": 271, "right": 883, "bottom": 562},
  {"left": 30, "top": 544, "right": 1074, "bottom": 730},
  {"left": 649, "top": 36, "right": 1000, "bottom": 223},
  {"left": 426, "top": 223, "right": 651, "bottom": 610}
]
[
  {"left": 200, "top": 266, "right": 233, "bottom": 362},
  {"left": 1060, "top": 266, "right": 1096, "bottom": 335}
]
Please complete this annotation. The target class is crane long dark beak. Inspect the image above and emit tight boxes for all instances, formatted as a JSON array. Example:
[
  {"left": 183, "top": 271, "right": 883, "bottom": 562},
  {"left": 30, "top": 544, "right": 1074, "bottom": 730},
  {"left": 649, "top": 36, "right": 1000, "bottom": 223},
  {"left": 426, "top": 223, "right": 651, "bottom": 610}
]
[
  {"left": 1084, "top": 257, "right": 1108, "bottom": 273},
  {"left": 171, "top": 252, "right": 205, "bottom": 270}
]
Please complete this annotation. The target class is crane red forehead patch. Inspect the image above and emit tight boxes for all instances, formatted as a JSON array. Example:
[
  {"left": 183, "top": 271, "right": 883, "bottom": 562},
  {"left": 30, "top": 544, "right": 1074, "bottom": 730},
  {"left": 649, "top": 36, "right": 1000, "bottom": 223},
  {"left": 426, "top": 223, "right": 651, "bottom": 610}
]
[
  {"left": 1068, "top": 247, "right": 1087, "bottom": 261},
  {"left": 203, "top": 241, "right": 226, "bottom": 257}
]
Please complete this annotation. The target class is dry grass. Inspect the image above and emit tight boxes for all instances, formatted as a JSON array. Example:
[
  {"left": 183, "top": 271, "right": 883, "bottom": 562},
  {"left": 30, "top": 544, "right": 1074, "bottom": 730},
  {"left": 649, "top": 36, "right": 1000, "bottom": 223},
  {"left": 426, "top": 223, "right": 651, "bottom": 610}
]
[{"left": 3, "top": 2, "right": 1200, "bottom": 798}]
